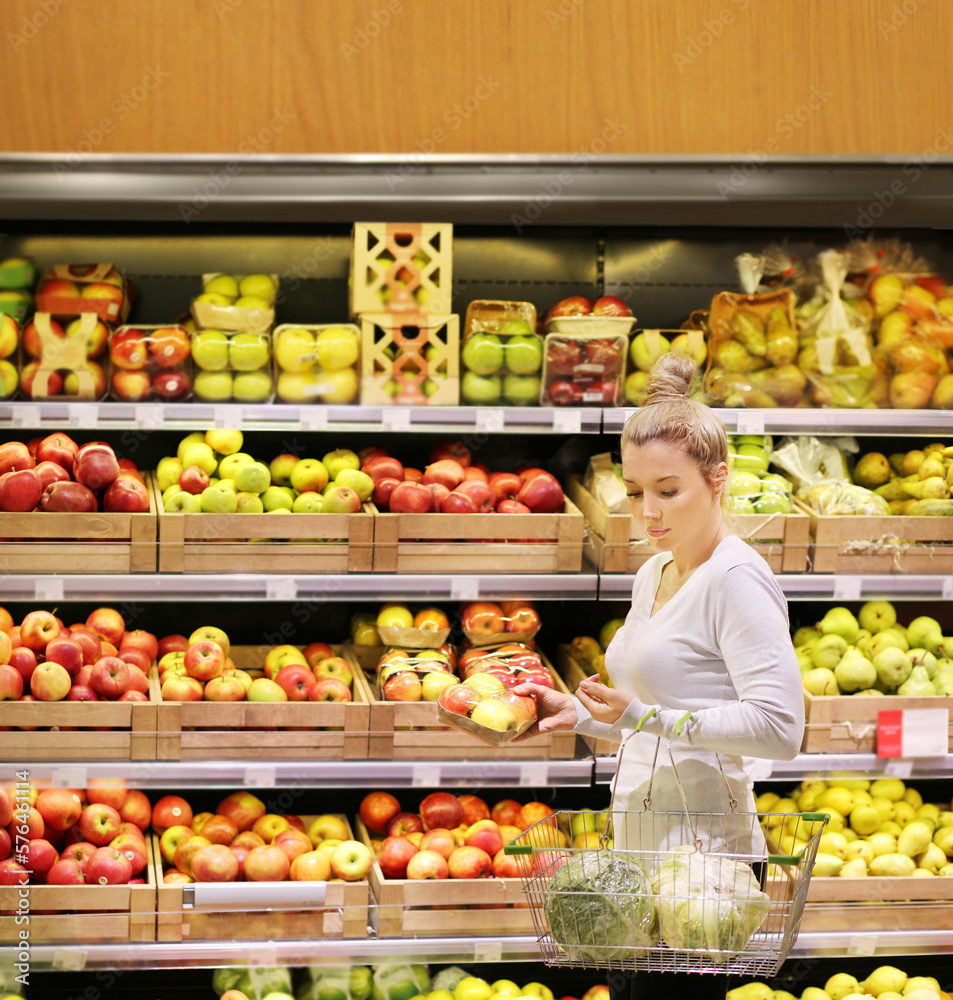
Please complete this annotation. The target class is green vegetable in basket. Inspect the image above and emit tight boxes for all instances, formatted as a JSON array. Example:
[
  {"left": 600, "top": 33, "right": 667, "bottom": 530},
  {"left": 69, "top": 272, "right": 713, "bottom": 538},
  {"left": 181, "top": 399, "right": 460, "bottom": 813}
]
[
  {"left": 213, "top": 968, "right": 245, "bottom": 996},
  {"left": 650, "top": 846, "right": 770, "bottom": 963},
  {"left": 544, "top": 850, "right": 658, "bottom": 963}
]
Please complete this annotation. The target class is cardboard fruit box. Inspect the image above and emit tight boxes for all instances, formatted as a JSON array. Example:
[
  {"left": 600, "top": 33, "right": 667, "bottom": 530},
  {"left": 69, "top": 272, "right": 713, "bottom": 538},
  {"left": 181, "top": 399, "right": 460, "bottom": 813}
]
[
  {"left": 153, "top": 814, "right": 368, "bottom": 942},
  {"left": 354, "top": 814, "right": 535, "bottom": 938},
  {"left": 0, "top": 834, "right": 157, "bottom": 944},
  {"left": 348, "top": 645, "right": 579, "bottom": 760},
  {"left": 153, "top": 475, "right": 374, "bottom": 574},
  {"left": 21, "top": 312, "right": 110, "bottom": 402},
  {"left": 35, "top": 263, "right": 133, "bottom": 324},
  {"left": 566, "top": 474, "right": 809, "bottom": 573},
  {"left": 153, "top": 645, "right": 370, "bottom": 761},
  {"left": 191, "top": 273, "right": 277, "bottom": 333}
]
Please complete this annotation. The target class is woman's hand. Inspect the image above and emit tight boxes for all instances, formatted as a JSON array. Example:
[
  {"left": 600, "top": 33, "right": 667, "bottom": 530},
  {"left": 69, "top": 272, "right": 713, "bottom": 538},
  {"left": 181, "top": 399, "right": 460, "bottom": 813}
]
[
  {"left": 575, "top": 674, "right": 635, "bottom": 725},
  {"left": 510, "top": 683, "right": 578, "bottom": 741}
]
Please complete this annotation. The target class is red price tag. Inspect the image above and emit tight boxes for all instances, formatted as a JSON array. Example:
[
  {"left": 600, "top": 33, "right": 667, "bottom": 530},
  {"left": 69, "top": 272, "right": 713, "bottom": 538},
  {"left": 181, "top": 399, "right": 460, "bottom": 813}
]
[{"left": 876, "top": 709, "right": 904, "bottom": 758}]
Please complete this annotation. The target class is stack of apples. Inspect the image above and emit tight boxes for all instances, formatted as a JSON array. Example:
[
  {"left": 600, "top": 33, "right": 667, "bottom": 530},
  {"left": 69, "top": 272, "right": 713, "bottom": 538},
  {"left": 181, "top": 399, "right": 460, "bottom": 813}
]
[
  {"left": 365, "top": 441, "right": 566, "bottom": 517},
  {"left": 20, "top": 314, "right": 109, "bottom": 399},
  {"left": 35, "top": 264, "right": 129, "bottom": 320},
  {"left": 0, "top": 781, "right": 153, "bottom": 887},
  {"left": 153, "top": 790, "right": 372, "bottom": 884},
  {"left": 108, "top": 324, "right": 193, "bottom": 402},
  {"left": 359, "top": 791, "right": 563, "bottom": 882},
  {"left": 461, "top": 316, "right": 544, "bottom": 407},
  {"left": 0, "top": 605, "right": 154, "bottom": 706},
  {"left": 0, "top": 433, "right": 149, "bottom": 513},
  {"left": 274, "top": 323, "right": 361, "bottom": 405},
  {"left": 374, "top": 645, "right": 458, "bottom": 703},
  {"left": 0, "top": 314, "right": 19, "bottom": 399},
  {"left": 157, "top": 627, "right": 353, "bottom": 704},
  {"left": 0, "top": 255, "right": 35, "bottom": 324},
  {"left": 460, "top": 600, "right": 541, "bottom": 645},
  {"left": 157, "top": 430, "right": 365, "bottom": 516}
]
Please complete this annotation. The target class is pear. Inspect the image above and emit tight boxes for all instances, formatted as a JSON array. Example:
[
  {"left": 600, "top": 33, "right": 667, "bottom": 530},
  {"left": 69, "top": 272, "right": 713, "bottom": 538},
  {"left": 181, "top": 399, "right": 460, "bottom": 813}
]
[
  {"left": 907, "top": 647, "right": 938, "bottom": 679},
  {"left": 900, "top": 449, "right": 927, "bottom": 475},
  {"left": 881, "top": 625, "right": 910, "bottom": 650},
  {"left": 897, "top": 820, "right": 933, "bottom": 857},
  {"left": 834, "top": 650, "right": 876, "bottom": 692},
  {"left": 867, "top": 832, "right": 898, "bottom": 857},
  {"left": 725, "top": 985, "right": 774, "bottom": 1000},
  {"left": 802, "top": 667, "right": 839, "bottom": 696},
  {"left": 872, "top": 796, "right": 895, "bottom": 821},
  {"left": 902, "top": 786, "right": 923, "bottom": 808},
  {"left": 917, "top": 841, "right": 947, "bottom": 874},
  {"left": 903, "top": 475, "right": 950, "bottom": 500},
  {"left": 839, "top": 857, "right": 868, "bottom": 878},
  {"left": 811, "top": 852, "right": 844, "bottom": 877},
  {"left": 858, "top": 599, "right": 897, "bottom": 634},
  {"left": 853, "top": 451, "right": 892, "bottom": 489},
  {"left": 904, "top": 977, "right": 942, "bottom": 996},
  {"left": 755, "top": 791, "right": 781, "bottom": 812},
  {"left": 897, "top": 665, "right": 938, "bottom": 697},
  {"left": 828, "top": 775, "right": 870, "bottom": 791},
  {"left": 933, "top": 825, "right": 953, "bottom": 855},
  {"left": 729, "top": 308, "right": 767, "bottom": 356},
  {"left": 818, "top": 786, "right": 855, "bottom": 816},
  {"left": 795, "top": 648, "right": 814, "bottom": 674},
  {"left": 916, "top": 802, "right": 940, "bottom": 825},
  {"left": 801, "top": 992, "right": 835, "bottom": 1000},
  {"left": 817, "top": 607, "right": 860, "bottom": 644},
  {"left": 863, "top": 966, "right": 907, "bottom": 997},
  {"left": 932, "top": 668, "right": 953, "bottom": 696},
  {"left": 818, "top": 831, "right": 849, "bottom": 857},
  {"left": 869, "top": 852, "right": 916, "bottom": 876},
  {"left": 844, "top": 839, "right": 874, "bottom": 864},
  {"left": 918, "top": 453, "right": 946, "bottom": 480},
  {"left": 872, "top": 647, "right": 912, "bottom": 687},
  {"left": 811, "top": 633, "right": 849, "bottom": 669},
  {"left": 906, "top": 615, "right": 943, "bottom": 649},
  {"left": 870, "top": 777, "right": 906, "bottom": 801},
  {"left": 879, "top": 819, "right": 904, "bottom": 836},
  {"left": 893, "top": 801, "right": 916, "bottom": 826},
  {"left": 848, "top": 803, "right": 882, "bottom": 837},
  {"left": 793, "top": 625, "right": 820, "bottom": 647},
  {"left": 823, "top": 973, "right": 862, "bottom": 1000}
]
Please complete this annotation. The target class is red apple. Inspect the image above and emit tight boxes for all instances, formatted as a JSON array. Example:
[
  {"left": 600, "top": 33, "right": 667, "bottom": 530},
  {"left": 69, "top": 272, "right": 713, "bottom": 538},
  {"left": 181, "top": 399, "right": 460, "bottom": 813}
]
[
  {"left": 74, "top": 442, "right": 119, "bottom": 491},
  {"left": 30, "top": 661, "right": 72, "bottom": 701},
  {"left": 0, "top": 441, "right": 34, "bottom": 476},
  {"left": 0, "top": 467, "right": 41, "bottom": 512},
  {"left": 118, "top": 689, "right": 148, "bottom": 702},
  {"left": 86, "top": 607, "right": 125, "bottom": 646},
  {"left": 78, "top": 802, "right": 123, "bottom": 846},
  {"left": 547, "top": 376, "right": 584, "bottom": 404},
  {"left": 437, "top": 682, "right": 483, "bottom": 717},
  {"left": 243, "top": 843, "right": 291, "bottom": 882},
  {"left": 109, "top": 833, "right": 147, "bottom": 875},
  {"left": 290, "top": 850, "right": 331, "bottom": 881},
  {"left": 161, "top": 675, "right": 204, "bottom": 702},
  {"left": 35, "top": 788, "right": 83, "bottom": 832},
  {"left": 104, "top": 476, "right": 150, "bottom": 513},
  {"left": 464, "top": 819, "right": 504, "bottom": 857},
  {"left": 0, "top": 662, "right": 24, "bottom": 700},
  {"left": 184, "top": 639, "right": 225, "bottom": 682},
  {"left": 118, "top": 790, "right": 152, "bottom": 831},
  {"left": 361, "top": 454, "right": 405, "bottom": 482},
  {"left": 548, "top": 296, "right": 592, "bottom": 317},
  {"left": 359, "top": 791, "right": 401, "bottom": 835},
  {"left": 158, "top": 634, "right": 189, "bottom": 657},
  {"left": 420, "top": 792, "right": 464, "bottom": 832},
  {"left": 422, "top": 459, "right": 466, "bottom": 490},
  {"left": 455, "top": 478, "right": 494, "bottom": 512},
  {"left": 447, "top": 844, "right": 493, "bottom": 879},
  {"left": 179, "top": 465, "right": 211, "bottom": 495},
  {"left": 89, "top": 656, "right": 131, "bottom": 699},
  {"left": 110, "top": 368, "right": 152, "bottom": 401},
  {"left": 461, "top": 602, "right": 506, "bottom": 639},
  {"left": 382, "top": 670, "right": 422, "bottom": 701},
  {"left": 418, "top": 828, "right": 455, "bottom": 860},
  {"left": 191, "top": 843, "right": 240, "bottom": 882},
  {"left": 120, "top": 629, "right": 159, "bottom": 662},
  {"left": 153, "top": 368, "right": 191, "bottom": 401},
  {"left": 62, "top": 841, "right": 98, "bottom": 872},
  {"left": 40, "top": 480, "right": 98, "bottom": 512},
  {"left": 275, "top": 663, "right": 315, "bottom": 701},
  {"left": 591, "top": 295, "right": 633, "bottom": 316},
  {"left": 85, "top": 845, "right": 132, "bottom": 885},
  {"left": 34, "top": 460, "right": 71, "bottom": 492},
  {"left": 203, "top": 675, "right": 246, "bottom": 702},
  {"left": 440, "top": 490, "right": 478, "bottom": 514},
  {"left": 44, "top": 636, "right": 84, "bottom": 677},
  {"left": 492, "top": 846, "right": 523, "bottom": 879},
  {"left": 457, "top": 795, "right": 491, "bottom": 827},
  {"left": 430, "top": 441, "right": 471, "bottom": 468},
  {"left": 386, "top": 812, "right": 424, "bottom": 838},
  {"left": 518, "top": 472, "right": 564, "bottom": 513},
  {"left": 151, "top": 795, "right": 193, "bottom": 836},
  {"left": 310, "top": 677, "right": 352, "bottom": 702},
  {"left": 389, "top": 480, "right": 434, "bottom": 514},
  {"left": 274, "top": 828, "right": 314, "bottom": 863},
  {"left": 118, "top": 646, "right": 152, "bottom": 674},
  {"left": 372, "top": 477, "right": 401, "bottom": 510},
  {"left": 488, "top": 472, "right": 523, "bottom": 505},
  {"left": 217, "top": 792, "right": 265, "bottom": 832},
  {"left": 45, "top": 858, "right": 84, "bottom": 885},
  {"left": 302, "top": 642, "right": 334, "bottom": 668}
]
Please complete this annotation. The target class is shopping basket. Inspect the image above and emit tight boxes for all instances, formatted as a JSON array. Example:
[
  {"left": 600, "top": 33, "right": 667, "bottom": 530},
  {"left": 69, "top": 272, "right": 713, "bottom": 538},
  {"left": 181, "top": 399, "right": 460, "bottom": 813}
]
[{"left": 504, "top": 721, "right": 827, "bottom": 976}]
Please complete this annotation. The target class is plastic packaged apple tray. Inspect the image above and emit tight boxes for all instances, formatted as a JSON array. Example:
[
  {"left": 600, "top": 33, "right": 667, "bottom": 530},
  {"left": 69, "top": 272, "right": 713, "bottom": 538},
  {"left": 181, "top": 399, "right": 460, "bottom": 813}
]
[
  {"left": 0, "top": 832, "right": 158, "bottom": 946},
  {"left": 20, "top": 312, "right": 110, "bottom": 401},
  {"left": 0, "top": 313, "right": 20, "bottom": 399},
  {"left": 152, "top": 644, "right": 370, "bottom": 761},
  {"left": 188, "top": 326, "right": 275, "bottom": 405},
  {"left": 273, "top": 322, "right": 362, "bottom": 405},
  {"left": 0, "top": 257, "right": 35, "bottom": 323},
  {"left": 460, "top": 299, "right": 543, "bottom": 407},
  {"left": 349, "top": 643, "right": 578, "bottom": 760},
  {"left": 540, "top": 321, "right": 631, "bottom": 406},
  {"left": 191, "top": 272, "right": 277, "bottom": 332},
  {"left": 35, "top": 262, "right": 134, "bottom": 323},
  {"left": 107, "top": 324, "right": 193, "bottom": 403},
  {"left": 154, "top": 813, "right": 368, "bottom": 942}
]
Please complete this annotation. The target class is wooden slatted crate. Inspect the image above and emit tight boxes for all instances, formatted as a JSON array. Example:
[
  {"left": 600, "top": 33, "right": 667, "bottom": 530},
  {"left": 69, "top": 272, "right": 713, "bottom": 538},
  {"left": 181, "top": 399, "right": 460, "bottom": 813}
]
[
  {"left": 348, "top": 645, "right": 580, "bottom": 760},
  {"left": 555, "top": 644, "right": 616, "bottom": 757},
  {"left": 795, "top": 498, "right": 953, "bottom": 574},
  {"left": 153, "top": 815, "right": 368, "bottom": 942},
  {"left": 0, "top": 697, "right": 156, "bottom": 761},
  {"left": 567, "top": 474, "right": 809, "bottom": 573},
  {"left": 371, "top": 495, "right": 584, "bottom": 573},
  {"left": 0, "top": 835, "right": 157, "bottom": 943},
  {"left": 355, "top": 815, "right": 535, "bottom": 937},
  {"left": 153, "top": 645, "right": 369, "bottom": 761}
]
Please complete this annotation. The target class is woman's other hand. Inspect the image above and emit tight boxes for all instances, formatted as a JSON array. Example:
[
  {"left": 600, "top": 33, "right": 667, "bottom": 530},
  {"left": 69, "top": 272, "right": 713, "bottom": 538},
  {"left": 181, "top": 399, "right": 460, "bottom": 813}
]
[
  {"left": 575, "top": 674, "right": 635, "bottom": 725},
  {"left": 510, "top": 683, "right": 578, "bottom": 741}
]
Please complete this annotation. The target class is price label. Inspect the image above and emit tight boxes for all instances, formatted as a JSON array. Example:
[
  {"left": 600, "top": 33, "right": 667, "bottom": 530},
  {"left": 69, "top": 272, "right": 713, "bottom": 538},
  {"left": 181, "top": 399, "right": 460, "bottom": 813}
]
[
  {"left": 52, "top": 949, "right": 87, "bottom": 971},
  {"left": 412, "top": 764, "right": 441, "bottom": 787},
  {"left": 943, "top": 577, "right": 952, "bottom": 601},
  {"left": 35, "top": 577, "right": 64, "bottom": 602},
  {"left": 735, "top": 411, "right": 765, "bottom": 434},
  {"left": 214, "top": 405, "right": 243, "bottom": 429},
  {"left": 877, "top": 708, "right": 949, "bottom": 758},
  {"left": 474, "top": 941, "right": 502, "bottom": 963},
  {"left": 68, "top": 403, "right": 99, "bottom": 429},
  {"left": 382, "top": 408, "right": 411, "bottom": 432},
  {"left": 266, "top": 578, "right": 297, "bottom": 602},
  {"left": 11, "top": 405, "right": 41, "bottom": 429},
  {"left": 450, "top": 577, "right": 480, "bottom": 601},
  {"left": 833, "top": 577, "right": 862, "bottom": 601},
  {"left": 249, "top": 946, "right": 278, "bottom": 967},
  {"left": 299, "top": 406, "right": 328, "bottom": 431},
  {"left": 134, "top": 404, "right": 165, "bottom": 430},
  {"left": 475, "top": 408, "right": 505, "bottom": 433},
  {"left": 244, "top": 766, "right": 277, "bottom": 788},
  {"left": 52, "top": 766, "right": 87, "bottom": 789},
  {"left": 846, "top": 934, "right": 878, "bottom": 957},
  {"left": 552, "top": 409, "right": 582, "bottom": 434},
  {"left": 519, "top": 763, "right": 549, "bottom": 787},
  {"left": 884, "top": 758, "right": 913, "bottom": 778}
]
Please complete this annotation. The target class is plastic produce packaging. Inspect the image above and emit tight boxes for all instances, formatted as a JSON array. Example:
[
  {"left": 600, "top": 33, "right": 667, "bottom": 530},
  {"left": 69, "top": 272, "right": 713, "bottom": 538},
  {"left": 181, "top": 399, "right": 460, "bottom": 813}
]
[
  {"left": 583, "top": 452, "right": 628, "bottom": 514},
  {"left": 650, "top": 845, "right": 770, "bottom": 962}
]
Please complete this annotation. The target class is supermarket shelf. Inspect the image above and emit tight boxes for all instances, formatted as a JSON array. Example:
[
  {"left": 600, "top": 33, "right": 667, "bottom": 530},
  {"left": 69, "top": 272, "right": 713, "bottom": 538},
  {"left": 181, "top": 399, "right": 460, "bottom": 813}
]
[
  {"left": 788, "top": 929, "right": 953, "bottom": 959},
  {"left": 2, "top": 571, "right": 600, "bottom": 602},
  {"left": 0, "top": 401, "right": 603, "bottom": 435},
  {"left": 599, "top": 574, "right": 953, "bottom": 602},
  {"left": 0, "top": 759, "right": 595, "bottom": 789}
]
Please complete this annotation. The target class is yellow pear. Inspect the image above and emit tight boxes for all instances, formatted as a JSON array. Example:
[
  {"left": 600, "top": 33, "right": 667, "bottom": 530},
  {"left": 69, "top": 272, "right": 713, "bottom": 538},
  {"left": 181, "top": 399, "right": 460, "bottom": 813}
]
[
  {"left": 755, "top": 791, "right": 781, "bottom": 812},
  {"left": 867, "top": 832, "right": 898, "bottom": 857},
  {"left": 817, "top": 787, "right": 855, "bottom": 816},
  {"left": 824, "top": 973, "right": 862, "bottom": 1000},
  {"left": 879, "top": 820, "right": 903, "bottom": 837},
  {"left": 871, "top": 796, "right": 895, "bottom": 821},
  {"left": 870, "top": 777, "right": 906, "bottom": 801},
  {"left": 818, "top": 831, "right": 849, "bottom": 857},
  {"left": 917, "top": 841, "right": 947, "bottom": 874},
  {"left": 844, "top": 840, "right": 873, "bottom": 865},
  {"left": 903, "top": 976, "right": 942, "bottom": 995},
  {"left": 869, "top": 852, "right": 916, "bottom": 876},
  {"left": 863, "top": 966, "right": 907, "bottom": 996},
  {"left": 892, "top": 801, "right": 916, "bottom": 826},
  {"left": 811, "top": 853, "right": 844, "bottom": 877},
  {"left": 839, "top": 857, "right": 868, "bottom": 878}
]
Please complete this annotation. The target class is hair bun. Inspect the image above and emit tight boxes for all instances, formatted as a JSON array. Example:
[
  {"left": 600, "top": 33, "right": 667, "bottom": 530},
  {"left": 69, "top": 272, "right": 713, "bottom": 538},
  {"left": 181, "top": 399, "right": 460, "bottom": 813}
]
[{"left": 642, "top": 352, "right": 697, "bottom": 406}]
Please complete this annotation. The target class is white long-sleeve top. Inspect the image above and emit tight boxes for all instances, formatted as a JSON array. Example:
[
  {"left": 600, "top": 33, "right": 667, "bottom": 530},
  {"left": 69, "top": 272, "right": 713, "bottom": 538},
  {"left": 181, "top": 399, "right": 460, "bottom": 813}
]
[{"left": 573, "top": 534, "right": 804, "bottom": 856}]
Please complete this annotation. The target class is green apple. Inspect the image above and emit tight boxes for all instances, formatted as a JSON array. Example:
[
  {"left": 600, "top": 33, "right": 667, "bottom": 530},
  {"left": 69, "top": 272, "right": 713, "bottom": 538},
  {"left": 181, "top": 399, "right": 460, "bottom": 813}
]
[
  {"left": 570, "top": 809, "right": 601, "bottom": 840},
  {"left": 216, "top": 478, "right": 237, "bottom": 492},
  {"left": 624, "top": 370, "right": 650, "bottom": 404},
  {"left": 156, "top": 456, "right": 184, "bottom": 492},
  {"left": 201, "top": 483, "right": 239, "bottom": 513},
  {"left": 176, "top": 432, "right": 206, "bottom": 464},
  {"left": 630, "top": 331, "right": 670, "bottom": 372},
  {"left": 191, "top": 329, "right": 230, "bottom": 370},
  {"left": 760, "top": 473, "right": 792, "bottom": 494},
  {"left": 194, "top": 370, "right": 234, "bottom": 401},
  {"left": 262, "top": 486, "right": 295, "bottom": 511},
  {"left": 335, "top": 467, "right": 374, "bottom": 501},
  {"left": 422, "top": 377, "right": 440, "bottom": 397},
  {"left": 504, "top": 333, "right": 543, "bottom": 374},
  {"left": 462, "top": 332, "right": 504, "bottom": 375},
  {"left": 247, "top": 677, "right": 287, "bottom": 702},
  {"left": 498, "top": 318, "right": 534, "bottom": 336},
  {"left": 233, "top": 369, "right": 274, "bottom": 402},
  {"left": 274, "top": 327, "right": 316, "bottom": 373},
  {"left": 731, "top": 496, "right": 755, "bottom": 514},
  {"left": 203, "top": 274, "right": 239, "bottom": 298},
  {"left": 228, "top": 332, "right": 270, "bottom": 371},
  {"left": 322, "top": 480, "right": 338, "bottom": 496},
  {"left": 162, "top": 484, "right": 182, "bottom": 503},
  {"left": 236, "top": 491, "right": 264, "bottom": 513},
  {"left": 290, "top": 458, "right": 329, "bottom": 494},
  {"left": 322, "top": 449, "right": 360, "bottom": 480},
  {"left": 323, "top": 485, "right": 362, "bottom": 513},
  {"left": 502, "top": 373, "right": 541, "bottom": 405},
  {"left": 234, "top": 294, "right": 271, "bottom": 311},
  {"left": 462, "top": 371, "right": 502, "bottom": 404},
  {"left": 315, "top": 326, "right": 360, "bottom": 371},
  {"left": 729, "top": 471, "right": 762, "bottom": 496},
  {"left": 180, "top": 441, "right": 218, "bottom": 475},
  {"left": 269, "top": 454, "right": 299, "bottom": 488},
  {"left": 164, "top": 491, "right": 202, "bottom": 513},
  {"left": 752, "top": 493, "right": 792, "bottom": 515},
  {"left": 194, "top": 291, "right": 232, "bottom": 307},
  {"left": 233, "top": 461, "right": 271, "bottom": 494},
  {"left": 292, "top": 491, "right": 324, "bottom": 513},
  {"left": 733, "top": 445, "right": 770, "bottom": 474},
  {"left": 218, "top": 452, "right": 255, "bottom": 479},
  {"left": 238, "top": 273, "right": 277, "bottom": 301}
]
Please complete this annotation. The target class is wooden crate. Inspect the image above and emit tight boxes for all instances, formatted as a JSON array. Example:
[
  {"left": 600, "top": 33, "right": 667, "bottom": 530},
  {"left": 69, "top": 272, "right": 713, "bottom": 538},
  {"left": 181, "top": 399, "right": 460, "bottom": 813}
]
[
  {"left": 0, "top": 835, "right": 157, "bottom": 944},
  {"left": 371, "top": 495, "right": 584, "bottom": 574},
  {"left": 807, "top": 874, "right": 953, "bottom": 903},
  {"left": 0, "top": 697, "right": 156, "bottom": 761},
  {"left": 802, "top": 689, "right": 953, "bottom": 753},
  {"left": 355, "top": 815, "right": 535, "bottom": 937},
  {"left": 348, "top": 645, "right": 580, "bottom": 760},
  {"left": 0, "top": 476, "right": 157, "bottom": 574},
  {"left": 153, "top": 474, "right": 374, "bottom": 574},
  {"left": 153, "top": 815, "right": 368, "bottom": 942},
  {"left": 555, "top": 644, "right": 616, "bottom": 757},
  {"left": 800, "top": 899, "right": 953, "bottom": 934},
  {"left": 567, "top": 474, "right": 809, "bottom": 573},
  {"left": 153, "top": 646, "right": 370, "bottom": 761},
  {"left": 796, "top": 498, "right": 953, "bottom": 574}
]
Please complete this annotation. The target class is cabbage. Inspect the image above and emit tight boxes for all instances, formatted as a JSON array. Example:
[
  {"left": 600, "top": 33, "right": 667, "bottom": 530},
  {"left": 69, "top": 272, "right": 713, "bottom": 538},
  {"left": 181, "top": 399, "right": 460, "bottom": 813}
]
[
  {"left": 650, "top": 846, "right": 770, "bottom": 963},
  {"left": 544, "top": 850, "right": 658, "bottom": 962}
]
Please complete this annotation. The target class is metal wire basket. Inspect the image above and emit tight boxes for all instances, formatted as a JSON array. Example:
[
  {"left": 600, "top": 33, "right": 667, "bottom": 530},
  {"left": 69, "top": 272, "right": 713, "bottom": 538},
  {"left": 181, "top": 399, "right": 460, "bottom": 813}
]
[{"left": 505, "top": 730, "right": 828, "bottom": 976}]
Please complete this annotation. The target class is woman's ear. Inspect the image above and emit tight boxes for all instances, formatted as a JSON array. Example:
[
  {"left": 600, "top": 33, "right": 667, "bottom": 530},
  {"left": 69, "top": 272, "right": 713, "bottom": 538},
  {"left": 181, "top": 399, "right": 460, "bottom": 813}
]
[{"left": 712, "top": 461, "right": 729, "bottom": 500}]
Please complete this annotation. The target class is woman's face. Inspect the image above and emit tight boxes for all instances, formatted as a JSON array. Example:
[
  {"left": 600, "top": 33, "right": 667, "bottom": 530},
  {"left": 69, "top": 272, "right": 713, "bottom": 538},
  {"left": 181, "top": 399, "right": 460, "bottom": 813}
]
[{"left": 621, "top": 439, "right": 726, "bottom": 553}]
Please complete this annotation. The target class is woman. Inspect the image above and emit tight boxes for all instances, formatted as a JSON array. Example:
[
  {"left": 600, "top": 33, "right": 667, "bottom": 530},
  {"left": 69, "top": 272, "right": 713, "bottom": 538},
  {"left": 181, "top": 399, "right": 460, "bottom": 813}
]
[{"left": 514, "top": 353, "right": 804, "bottom": 1000}]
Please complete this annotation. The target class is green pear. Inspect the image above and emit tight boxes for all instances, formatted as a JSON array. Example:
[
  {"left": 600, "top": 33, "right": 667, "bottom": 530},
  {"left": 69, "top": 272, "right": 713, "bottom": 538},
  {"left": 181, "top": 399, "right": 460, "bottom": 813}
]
[
  {"left": 872, "top": 647, "right": 912, "bottom": 687},
  {"left": 897, "top": 665, "right": 938, "bottom": 697},
  {"left": 868, "top": 630, "right": 907, "bottom": 659},
  {"left": 803, "top": 667, "right": 839, "bottom": 696},
  {"left": 897, "top": 820, "right": 933, "bottom": 857},
  {"left": 834, "top": 650, "right": 876, "bottom": 692},
  {"left": 907, "top": 648, "right": 938, "bottom": 679},
  {"left": 792, "top": 625, "right": 819, "bottom": 647},
  {"left": 932, "top": 668, "right": 953, "bottom": 696},
  {"left": 858, "top": 601, "right": 896, "bottom": 634},
  {"left": 817, "top": 607, "right": 860, "bottom": 644},
  {"left": 795, "top": 648, "right": 814, "bottom": 674},
  {"left": 906, "top": 615, "right": 943, "bottom": 650},
  {"left": 811, "top": 634, "right": 849, "bottom": 670}
]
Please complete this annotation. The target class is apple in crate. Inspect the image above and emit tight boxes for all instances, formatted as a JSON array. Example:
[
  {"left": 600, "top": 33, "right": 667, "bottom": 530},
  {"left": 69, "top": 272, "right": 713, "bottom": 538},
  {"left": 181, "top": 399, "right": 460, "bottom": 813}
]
[
  {"left": 359, "top": 792, "right": 401, "bottom": 835},
  {"left": 379, "top": 834, "right": 419, "bottom": 879},
  {"left": 329, "top": 840, "right": 372, "bottom": 881},
  {"left": 470, "top": 690, "right": 537, "bottom": 736}
]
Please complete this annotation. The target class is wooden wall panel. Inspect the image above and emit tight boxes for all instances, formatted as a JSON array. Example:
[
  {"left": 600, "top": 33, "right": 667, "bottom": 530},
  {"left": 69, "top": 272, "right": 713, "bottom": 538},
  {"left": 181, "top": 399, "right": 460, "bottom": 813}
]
[{"left": 1, "top": 0, "right": 951, "bottom": 156}]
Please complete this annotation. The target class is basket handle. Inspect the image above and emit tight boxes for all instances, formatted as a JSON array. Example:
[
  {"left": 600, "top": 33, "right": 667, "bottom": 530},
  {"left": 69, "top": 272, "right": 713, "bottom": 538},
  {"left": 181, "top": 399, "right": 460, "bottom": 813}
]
[{"left": 503, "top": 843, "right": 534, "bottom": 855}]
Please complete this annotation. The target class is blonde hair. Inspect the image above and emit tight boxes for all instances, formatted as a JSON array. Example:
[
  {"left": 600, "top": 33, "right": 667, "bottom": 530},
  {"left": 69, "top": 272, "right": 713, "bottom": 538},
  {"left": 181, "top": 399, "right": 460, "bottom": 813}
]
[{"left": 621, "top": 353, "right": 728, "bottom": 488}]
